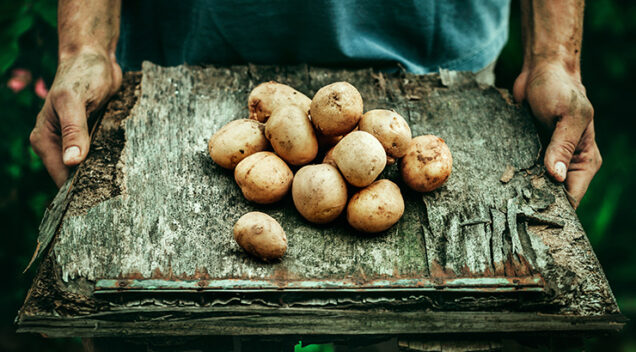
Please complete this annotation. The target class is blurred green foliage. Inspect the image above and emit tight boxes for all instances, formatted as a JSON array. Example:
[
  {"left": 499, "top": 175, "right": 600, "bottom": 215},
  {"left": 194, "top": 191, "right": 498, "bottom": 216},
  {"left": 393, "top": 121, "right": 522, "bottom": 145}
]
[
  {"left": 295, "top": 342, "right": 334, "bottom": 352},
  {"left": 0, "top": 0, "right": 634, "bottom": 351},
  {"left": 0, "top": 1, "right": 78, "bottom": 351}
]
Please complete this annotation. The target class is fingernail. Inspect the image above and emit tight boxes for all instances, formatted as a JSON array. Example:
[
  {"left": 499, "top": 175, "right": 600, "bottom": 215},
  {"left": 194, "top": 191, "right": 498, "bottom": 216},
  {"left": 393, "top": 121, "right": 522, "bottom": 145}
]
[
  {"left": 63, "top": 146, "right": 80, "bottom": 163},
  {"left": 555, "top": 161, "right": 567, "bottom": 181}
]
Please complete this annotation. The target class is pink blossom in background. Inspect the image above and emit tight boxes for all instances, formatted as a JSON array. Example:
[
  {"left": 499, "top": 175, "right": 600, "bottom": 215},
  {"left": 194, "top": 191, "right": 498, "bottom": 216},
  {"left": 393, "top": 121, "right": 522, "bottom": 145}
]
[
  {"left": 34, "top": 78, "right": 48, "bottom": 99},
  {"left": 7, "top": 68, "right": 32, "bottom": 93}
]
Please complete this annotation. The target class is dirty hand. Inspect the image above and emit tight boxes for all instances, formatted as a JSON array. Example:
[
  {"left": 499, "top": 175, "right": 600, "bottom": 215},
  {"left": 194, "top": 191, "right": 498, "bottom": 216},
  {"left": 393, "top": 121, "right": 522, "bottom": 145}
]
[
  {"left": 30, "top": 49, "right": 122, "bottom": 187},
  {"left": 513, "top": 61, "right": 601, "bottom": 209}
]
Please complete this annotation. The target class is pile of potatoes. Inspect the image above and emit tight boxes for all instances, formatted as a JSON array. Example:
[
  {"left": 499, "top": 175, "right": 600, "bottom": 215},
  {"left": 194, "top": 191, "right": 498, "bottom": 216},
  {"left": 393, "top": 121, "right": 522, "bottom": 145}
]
[{"left": 209, "top": 81, "right": 453, "bottom": 262}]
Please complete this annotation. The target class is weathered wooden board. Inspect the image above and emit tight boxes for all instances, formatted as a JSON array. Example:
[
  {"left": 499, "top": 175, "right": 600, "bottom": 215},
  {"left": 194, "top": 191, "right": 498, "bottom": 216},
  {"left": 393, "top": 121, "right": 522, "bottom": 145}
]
[
  {"left": 17, "top": 63, "right": 623, "bottom": 337},
  {"left": 55, "top": 63, "right": 543, "bottom": 287}
]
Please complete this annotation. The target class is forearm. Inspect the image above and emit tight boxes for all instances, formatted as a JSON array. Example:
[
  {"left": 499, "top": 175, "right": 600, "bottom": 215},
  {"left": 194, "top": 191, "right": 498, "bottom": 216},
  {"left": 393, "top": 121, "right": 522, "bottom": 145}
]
[
  {"left": 520, "top": 0, "right": 584, "bottom": 76},
  {"left": 515, "top": 0, "right": 598, "bottom": 209},
  {"left": 58, "top": 0, "right": 121, "bottom": 61}
]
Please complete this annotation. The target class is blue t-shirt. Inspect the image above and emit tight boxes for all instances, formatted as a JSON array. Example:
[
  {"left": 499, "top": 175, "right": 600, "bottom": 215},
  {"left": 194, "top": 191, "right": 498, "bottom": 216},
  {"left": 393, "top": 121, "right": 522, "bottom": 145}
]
[{"left": 117, "top": 0, "right": 510, "bottom": 74}]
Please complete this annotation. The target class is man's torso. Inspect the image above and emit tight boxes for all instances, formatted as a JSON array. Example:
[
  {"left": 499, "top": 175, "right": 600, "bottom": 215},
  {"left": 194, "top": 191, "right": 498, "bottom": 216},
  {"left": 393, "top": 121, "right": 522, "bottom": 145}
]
[{"left": 117, "top": 0, "right": 510, "bottom": 73}]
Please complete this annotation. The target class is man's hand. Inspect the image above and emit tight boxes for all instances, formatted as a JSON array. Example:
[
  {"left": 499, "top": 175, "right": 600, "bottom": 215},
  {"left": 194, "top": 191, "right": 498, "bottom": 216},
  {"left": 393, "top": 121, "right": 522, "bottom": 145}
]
[
  {"left": 30, "top": 0, "right": 121, "bottom": 187},
  {"left": 30, "top": 49, "right": 121, "bottom": 187},
  {"left": 513, "top": 62, "right": 601, "bottom": 208},
  {"left": 517, "top": 0, "right": 599, "bottom": 208}
]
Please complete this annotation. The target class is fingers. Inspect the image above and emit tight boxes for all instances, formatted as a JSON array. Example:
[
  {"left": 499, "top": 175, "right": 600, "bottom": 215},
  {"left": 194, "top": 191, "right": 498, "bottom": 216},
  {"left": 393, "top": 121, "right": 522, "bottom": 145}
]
[
  {"left": 28, "top": 51, "right": 119, "bottom": 187},
  {"left": 51, "top": 91, "right": 90, "bottom": 166},
  {"left": 30, "top": 102, "right": 70, "bottom": 187},
  {"left": 563, "top": 123, "right": 602, "bottom": 208},
  {"left": 544, "top": 98, "right": 594, "bottom": 183},
  {"left": 37, "top": 135, "right": 69, "bottom": 188},
  {"left": 515, "top": 63, "right": 599, "bottom": 206},
  {"left": 565, "top": 169, "right": 594, "bottom": 209},
  {"left": 543, "top": 119, "right": 579, "bottom": 182}
]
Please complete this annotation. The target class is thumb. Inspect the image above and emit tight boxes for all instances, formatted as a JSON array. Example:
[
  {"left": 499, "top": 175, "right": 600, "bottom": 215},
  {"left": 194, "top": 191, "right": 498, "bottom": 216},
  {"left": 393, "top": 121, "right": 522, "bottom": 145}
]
[
  {"left": 544, "top": 116, "right": 586, "bottom": 183},
  {"left": 53, "top": 92, "right": 90, "bottom": 166}
]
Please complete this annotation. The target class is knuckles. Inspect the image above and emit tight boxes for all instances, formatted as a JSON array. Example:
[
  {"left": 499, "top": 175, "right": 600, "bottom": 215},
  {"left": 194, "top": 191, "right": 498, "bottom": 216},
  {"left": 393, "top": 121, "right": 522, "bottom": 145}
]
[
  {"left": 550, "top": 138, "right": 578, "bottom": 158},
  {"left": 49, "top": 88, "right": 73, "bottom": 107},
  {"left": 60, "top": 123, "right": 84, "bottom": 139}
]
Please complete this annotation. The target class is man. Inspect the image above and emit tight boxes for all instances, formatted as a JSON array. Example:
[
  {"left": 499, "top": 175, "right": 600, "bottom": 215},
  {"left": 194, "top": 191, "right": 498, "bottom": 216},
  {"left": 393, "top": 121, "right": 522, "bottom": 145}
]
[{"left": 29, "top": 0, "right": 601, "bottom": 208}]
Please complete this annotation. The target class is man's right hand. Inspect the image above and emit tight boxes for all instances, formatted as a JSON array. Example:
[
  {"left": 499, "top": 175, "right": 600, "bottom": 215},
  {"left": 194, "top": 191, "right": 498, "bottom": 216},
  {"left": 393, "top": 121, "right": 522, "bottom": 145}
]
[{"left": 30, "top": 48, "right": 122, "bottom": 187}]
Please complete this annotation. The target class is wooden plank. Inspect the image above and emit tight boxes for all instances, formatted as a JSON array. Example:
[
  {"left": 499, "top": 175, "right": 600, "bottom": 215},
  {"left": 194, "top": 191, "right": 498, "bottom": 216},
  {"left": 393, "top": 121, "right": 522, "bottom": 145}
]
[{"left": 17, "top": 63, "right": 622, "bottom": 337}]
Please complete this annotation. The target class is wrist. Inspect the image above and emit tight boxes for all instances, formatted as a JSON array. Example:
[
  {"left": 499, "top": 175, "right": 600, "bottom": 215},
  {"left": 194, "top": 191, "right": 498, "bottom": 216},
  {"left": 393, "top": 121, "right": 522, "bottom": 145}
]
[
  {"left": 529, "top": 46, "right": 580, "bottom": 74},
  {"left": 58, "top": 44, "right": 111, "bottom": 64},
  {"left": 523, "top": 52, "right": 582, "bottom": 82}
]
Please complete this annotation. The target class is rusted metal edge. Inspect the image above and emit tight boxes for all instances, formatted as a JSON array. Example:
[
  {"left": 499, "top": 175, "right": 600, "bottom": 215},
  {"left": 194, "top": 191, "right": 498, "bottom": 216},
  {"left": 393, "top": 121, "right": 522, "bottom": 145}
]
[{"left": 94, "top": 275, "right": 545, "bottom": 293}]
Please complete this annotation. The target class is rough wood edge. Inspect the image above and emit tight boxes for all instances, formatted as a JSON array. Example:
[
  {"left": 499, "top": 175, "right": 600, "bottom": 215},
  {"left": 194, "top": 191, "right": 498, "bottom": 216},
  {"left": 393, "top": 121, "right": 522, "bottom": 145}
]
[{"left": 16, "top": 308, "right": 627, "bottom": 338}]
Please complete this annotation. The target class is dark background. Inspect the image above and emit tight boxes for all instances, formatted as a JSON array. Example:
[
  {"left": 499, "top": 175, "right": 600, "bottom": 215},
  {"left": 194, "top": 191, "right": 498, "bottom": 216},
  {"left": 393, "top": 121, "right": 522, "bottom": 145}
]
[{"left": 1, "top": 1, "right": 634, "bottom": 351}]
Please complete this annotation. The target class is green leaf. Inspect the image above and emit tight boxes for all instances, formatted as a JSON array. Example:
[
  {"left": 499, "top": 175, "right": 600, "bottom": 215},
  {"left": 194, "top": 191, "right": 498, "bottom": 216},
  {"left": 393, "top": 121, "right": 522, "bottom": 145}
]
[
  {"left": 0, "top": 12, "right": 34, "bottom": 74},
  {"left": 295, "top": 343, "right": 334, "bottom": 352},
  {"left": 33, "top": 0, "right": 57, "bottom": 27},
  {"left": 0, "top": 40, "right": 19, "bottom": 75},
  {"left": 3, "top": 13, "right": 34, "bottom": 39}
]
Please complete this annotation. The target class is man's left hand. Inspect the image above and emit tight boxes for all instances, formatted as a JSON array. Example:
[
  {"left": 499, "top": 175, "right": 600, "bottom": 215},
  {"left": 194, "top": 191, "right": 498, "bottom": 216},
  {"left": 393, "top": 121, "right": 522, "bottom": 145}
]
[{"left": 513, "top": 61, "right": 602, "bottom": 209}]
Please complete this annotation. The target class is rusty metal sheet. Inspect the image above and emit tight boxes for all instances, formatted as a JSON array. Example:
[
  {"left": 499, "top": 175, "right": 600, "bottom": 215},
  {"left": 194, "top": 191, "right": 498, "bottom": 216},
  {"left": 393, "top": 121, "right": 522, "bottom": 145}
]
[{"left": 94, "top": 275, "right": 545, "bottom": 293}]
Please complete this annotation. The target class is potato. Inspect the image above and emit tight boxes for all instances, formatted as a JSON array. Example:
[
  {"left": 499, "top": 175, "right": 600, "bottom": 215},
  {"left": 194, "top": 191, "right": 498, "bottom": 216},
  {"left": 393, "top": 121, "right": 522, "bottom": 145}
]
[
  {"left": 332, "top": 131, "right": 386, "bottom": 187},
  {"left": 310, "top": 82, "right": 363, "bottom": 136},
  {"left": 347, "top": 179, "right": 405, "bottom": 233},
  {"left": 208, "top": 119, "right": 269, "bottom": 169},
  {"left": 248, "top": 81, "right": 311, "bottom": 123},
  {"left": 234, "top": 152, "right": 293, "bottom": 204},
  {"left": 265, "top": 105, "right": 318, "bottom": 166},
  {"left": 401, "top": 135, "right": 453, "bottom": 192},
  {"left": 233, "top": 212, "right": 287, "bottom": 261},
  {"left": 358, "top": 109, "right": 412, "bottom": 158},
  {"left": 292, "top": 164, "right": 348, "bottom": 224},
  {"left": 322, "top": 146, "right": 337, "bottom": 168}
]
